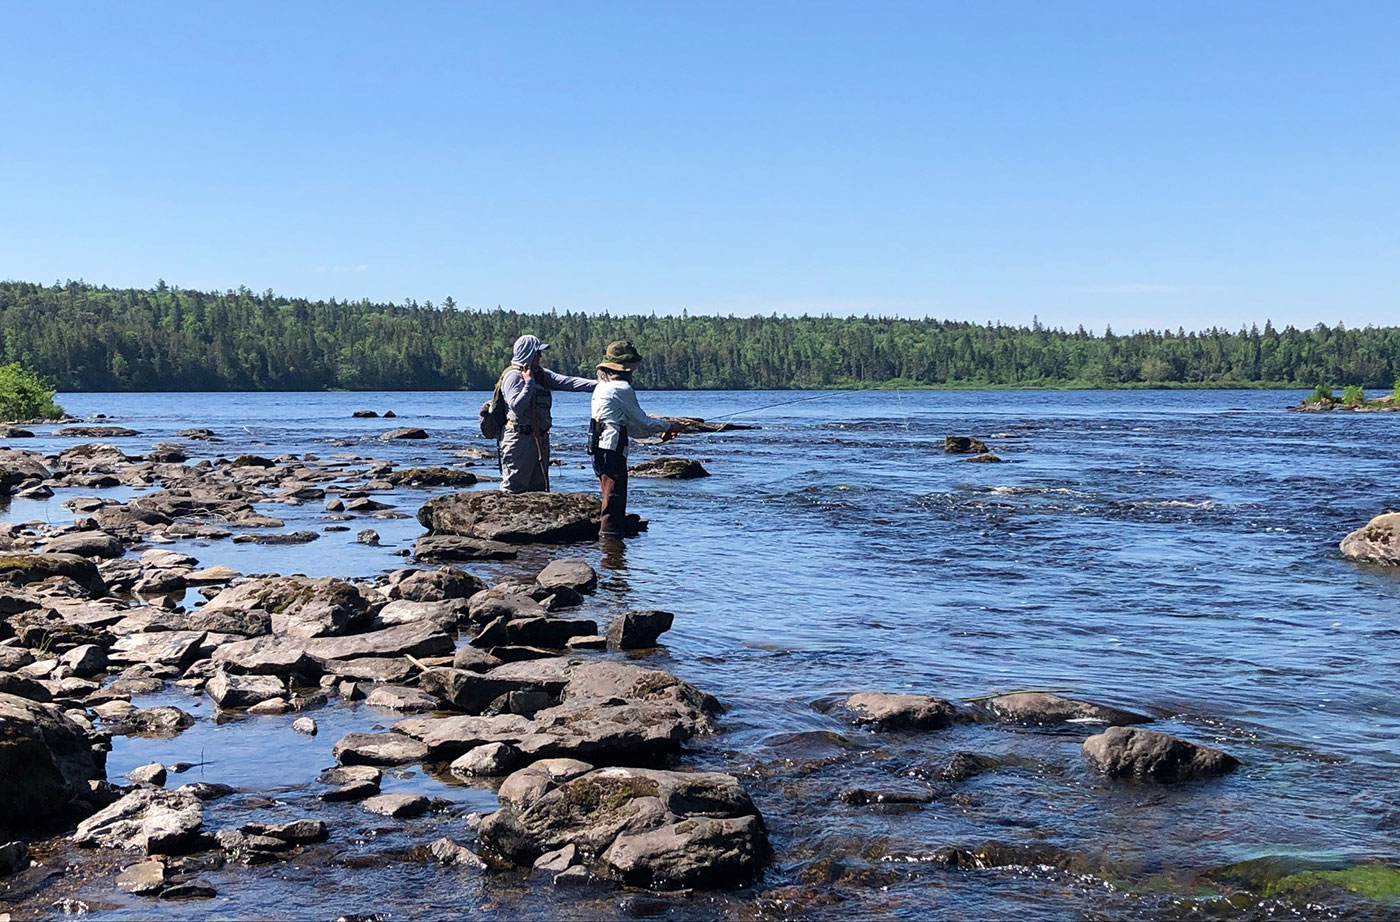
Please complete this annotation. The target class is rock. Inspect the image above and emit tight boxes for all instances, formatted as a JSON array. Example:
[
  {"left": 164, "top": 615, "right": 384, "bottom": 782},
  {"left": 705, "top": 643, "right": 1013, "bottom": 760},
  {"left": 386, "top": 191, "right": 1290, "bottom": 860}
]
[
  {"left": 0, "top": 692, "right": 105, "bottom": 821},
  {"left": 330, "top": 657, "right": 415, "bottom": 684},
  {"left": 73, "top": 787, "right": 207, "bottom": 855},
  {"left": 532, "top": 843, "right": 578, "bottom": 875},
  {"left": 536, "top": 559, "right": 598, "bottom": 594},
  {"left": 628, "top": 458, "right": 710, "bottom": 479},
  {"left": 233, "top": 529, "right": 321, "bottom": 545},
  {"left": 429, "top": 837, "right": 487, "bottom": 867},
  {"left": 659, "top": 416, "right": 758, "bottom": 434},
  {"left": 42, "top": 530, "right": 125, "bottom": 559},
  {"left": 212, "top": 636, "right": 318, "bottom": 677},
  {"left": 450, "top": 741, "right": 520, "bottom": 777},
  {"left": 303, "top": 622, "right": 453, "bottom": 664},
  {"left": 175, "top": 782, "right": 235, "bottom": 801},
  {"left": 0, "top": 840, "right": 28, "bottom": 876},
  {"left": 242, "top": 819, "right": 328, "bottom": 844},
  {"left": 293, "top": 717, "right": 317, "bottom": 736},
  {"left": 388, "top": 467, "right": 478, "bottom": 487},
  {"left": 147, "top": 443, "right": 188, "bottom": 463},
  {"left": 479, "top": 763, "right": 767, "bottom": 889},
  {"left": 1083, "top": 727, "right": 1239, "bottom": 781},
  {"left": 0, "top": 553, "right": 105, "bottom": 595},
  {"left": 110, "top": 631, "right": 207, "bottom": 671},
  {"left": 247, "top": 697, "right": 289, "bottom": 715},
  {"left": 352, "top": 410, "right": 379, "bottom": 418},
  {"left": 362, "top": 792, "right": 429, "bottom": 817},
  {"left": 202, "top": 576, "right": 371, "bottom": 639},
  {"left": 417, "top": 491, "right": 602, "bottom": 544},
  {"left": 140, "top": 549, "right": 199, "bottom": 569},
  {"left": 60, "top": 643, "right": 107, "bottom": 678},
  {"left": 940, "top": 752, "right": 1002, "bottom": 782},
  {"left": 172, "top": 607, "right": 272, "bottom": 637},
  {"left": 115, "top": 858, "right": 168, "bottom": 894},
  {"left": 356, "top": 529, "right": 380, "bottom": 546},
  {"left": 838, "top": 787, "right": 933, "bottom": 805},
  {"left": 963, "top": 453, "right": 1002, "bottom": 463},
  {"left": 375, "top": 598, "right": 468, "bottom": 629},
  {"left": 390, "top": 566, "right": 485, "bottom": 602},
  {"left": 365, "top": 686, "right": 439, "bottom": 712},
  {"left": 606, "top": 610, "right": 674, "bottom": 650},
  {"left": 413, "top": 535, "right": 518, "bottom": 561},
  {"left": 175, "top": 428, "right": 215, "bottom": 440},
  {"left": 186, "top": 566, "right": 240, "bottom": 585},
  {"left": 979, "top": 692, "right": 1150, "bottom": 726},
  {"left": 453, "top": 647, "right": 504, "bottom": 673},
  {"left": 843, "top": 692, "right": 961, "bottom": 731},
  {"left": 318, "top": 765, "right": 380, "bottom": 801},
  {"left": 333, "top": 731, "right": 430, "bottom": 766},
  {"left": 380, "top": 427, "right": 428, "bottom": 440},
  {"left": 128, "top": 761, "right": 168, "bottom": 786},
  {"left": 1340, "top": 512, "right": 1400, "bottom": 565},
  {"left": 230, "top": 453, "right": 275, "bottom": 468},
  {"left": 56, "top": 426, "right": 139, "bottom": 437},
  {"left": 207, "top": 670, "right": 286, "bottom": 709},
  {"left": 159, "top": 880, "right": 216, "bottom": 899},
  {"left": 944, "top": 436, "right": 988, "bottom": 453},
  {"left": 346, "top": 497, "right": 393, "bottom": 512}
]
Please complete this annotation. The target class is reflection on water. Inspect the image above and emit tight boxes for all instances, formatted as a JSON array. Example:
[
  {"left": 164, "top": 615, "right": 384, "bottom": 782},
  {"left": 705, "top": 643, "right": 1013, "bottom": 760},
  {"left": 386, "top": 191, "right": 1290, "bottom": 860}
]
[{"left": 7, "top": 388, "right": 1400, "bottom": 920}]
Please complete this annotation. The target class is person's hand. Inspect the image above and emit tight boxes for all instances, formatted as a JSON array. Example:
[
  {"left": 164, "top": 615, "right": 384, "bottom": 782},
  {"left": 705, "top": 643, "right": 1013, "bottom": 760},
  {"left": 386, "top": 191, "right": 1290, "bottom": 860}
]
[{"left": 520, "top": 364, "right": 533, "bottom": 381}]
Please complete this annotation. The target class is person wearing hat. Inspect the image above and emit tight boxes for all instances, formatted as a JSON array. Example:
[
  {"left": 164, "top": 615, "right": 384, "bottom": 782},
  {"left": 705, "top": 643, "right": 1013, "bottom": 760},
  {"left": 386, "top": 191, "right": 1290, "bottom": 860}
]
[
  {"left": 498, "top": 334, "right": 596, "bottom": 493},
  {"left": 588, "top": 341, "right": 678, "bottom": 536}
]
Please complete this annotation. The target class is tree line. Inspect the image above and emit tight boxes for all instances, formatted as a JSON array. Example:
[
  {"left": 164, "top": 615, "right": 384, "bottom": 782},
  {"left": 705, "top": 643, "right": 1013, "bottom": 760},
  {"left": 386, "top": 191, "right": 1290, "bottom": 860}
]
[{"left": 1, "top": 280, "right": 1395, "bottom": 392}]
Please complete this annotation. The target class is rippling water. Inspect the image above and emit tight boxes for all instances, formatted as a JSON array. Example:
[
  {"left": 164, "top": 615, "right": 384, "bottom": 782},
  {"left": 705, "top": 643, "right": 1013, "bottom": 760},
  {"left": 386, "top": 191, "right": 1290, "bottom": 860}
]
[{"left": 6, "top": 389, "right": 1400, "bottom": 920}]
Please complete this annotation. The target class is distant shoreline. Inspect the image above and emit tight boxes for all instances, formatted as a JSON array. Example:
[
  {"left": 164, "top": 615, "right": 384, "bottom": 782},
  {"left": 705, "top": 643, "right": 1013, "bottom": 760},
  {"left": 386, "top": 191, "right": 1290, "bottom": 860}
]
[{"left": 51, "top": 382, "right": 1316, "bottom": 396}]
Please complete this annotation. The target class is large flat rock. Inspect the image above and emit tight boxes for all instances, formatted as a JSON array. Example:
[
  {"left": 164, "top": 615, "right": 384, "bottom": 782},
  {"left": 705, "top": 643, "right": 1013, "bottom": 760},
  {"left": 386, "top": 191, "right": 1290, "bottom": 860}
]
[{"left": 417, "top": 492, "right": 601, "bottom": 544}]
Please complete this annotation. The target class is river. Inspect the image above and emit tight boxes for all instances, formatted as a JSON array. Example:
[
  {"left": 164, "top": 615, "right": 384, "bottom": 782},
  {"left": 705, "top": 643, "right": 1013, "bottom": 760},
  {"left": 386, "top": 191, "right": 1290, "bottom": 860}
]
[{"left": 5, "top": 388, "right": 1399, "bottom": 920}]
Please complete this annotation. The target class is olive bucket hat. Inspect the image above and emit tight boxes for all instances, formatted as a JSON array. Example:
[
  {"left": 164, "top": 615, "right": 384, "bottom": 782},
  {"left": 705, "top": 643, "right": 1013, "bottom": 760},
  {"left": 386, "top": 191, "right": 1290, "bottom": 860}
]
[{"left": 597, "top": 340, "right": 644, "bottom": 372}]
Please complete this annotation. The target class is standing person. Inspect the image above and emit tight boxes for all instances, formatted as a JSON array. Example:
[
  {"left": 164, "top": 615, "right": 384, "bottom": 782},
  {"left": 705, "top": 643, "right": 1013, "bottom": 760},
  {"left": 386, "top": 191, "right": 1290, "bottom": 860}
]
[
  {"left": 588, "top": 341, "right": 678, "bottom": 537},
  {"left": 499, "top": 334, "right": 595, "bottom": 493}
]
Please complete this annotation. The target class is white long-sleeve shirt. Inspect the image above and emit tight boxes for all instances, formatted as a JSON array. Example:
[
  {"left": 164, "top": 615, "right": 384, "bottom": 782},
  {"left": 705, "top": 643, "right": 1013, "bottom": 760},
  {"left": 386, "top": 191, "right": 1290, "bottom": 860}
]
[{"left": 591, "top": 380, "right": 669, "bottom": 452}]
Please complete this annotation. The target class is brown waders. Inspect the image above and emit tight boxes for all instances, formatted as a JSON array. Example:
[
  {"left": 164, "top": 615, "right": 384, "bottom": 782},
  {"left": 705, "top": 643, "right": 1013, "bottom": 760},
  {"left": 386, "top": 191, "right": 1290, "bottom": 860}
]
[{"left": 593, "top": 448, "right": 628, "bottom": 537}]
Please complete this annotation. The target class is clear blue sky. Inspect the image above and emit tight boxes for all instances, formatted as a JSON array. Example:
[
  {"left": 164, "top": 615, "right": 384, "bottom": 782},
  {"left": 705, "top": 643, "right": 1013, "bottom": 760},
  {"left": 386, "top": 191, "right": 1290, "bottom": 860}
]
[{"left": 2, "top": 1, "right": 1396, "bottom": 331}]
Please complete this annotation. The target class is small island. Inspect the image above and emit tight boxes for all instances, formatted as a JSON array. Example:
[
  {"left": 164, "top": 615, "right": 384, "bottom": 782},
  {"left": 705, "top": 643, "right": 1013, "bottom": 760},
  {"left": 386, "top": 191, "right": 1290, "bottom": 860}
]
[{"left": 1294, "top": 384, "right": 1400, "bottom": 412}]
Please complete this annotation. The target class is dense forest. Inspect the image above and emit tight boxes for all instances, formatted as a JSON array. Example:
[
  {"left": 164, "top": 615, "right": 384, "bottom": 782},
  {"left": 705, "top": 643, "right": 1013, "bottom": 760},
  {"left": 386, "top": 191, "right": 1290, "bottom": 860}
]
[{"left": 1, "top": 280, "right": 1396, "bottom": 392}]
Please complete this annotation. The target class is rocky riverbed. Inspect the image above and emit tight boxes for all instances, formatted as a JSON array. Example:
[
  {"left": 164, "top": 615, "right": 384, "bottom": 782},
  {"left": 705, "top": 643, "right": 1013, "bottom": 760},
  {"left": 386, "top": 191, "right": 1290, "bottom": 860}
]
[{"left": 1, "top": 392, "right": 1398, "bottom": 920}]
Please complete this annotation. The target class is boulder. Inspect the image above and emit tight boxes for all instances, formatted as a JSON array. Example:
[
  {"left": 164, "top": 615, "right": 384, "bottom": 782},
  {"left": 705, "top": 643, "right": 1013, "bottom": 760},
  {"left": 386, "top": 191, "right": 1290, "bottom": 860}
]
[
  {"left": 0, "top": 553, "right": 105, "bottom": 595},
  {"left": 186, "top": 565, "right": 240, "bottom": 585},
  {"left": 41, "top": 531, "right": 125, "bottom": 559},
  {"left": 212, "top": 636, "right": 318, "bottom": 677},
  {"left": 302, "top": 621, "right": 453, "bottom": 664},
  {"left": 109, "top": 631, "right": 207, "bottom": 671},
  {"left": 0, "top": 692, "right": 106, "bottom": 822},
  {"left": 333, "top": 731, "right": 430, "bottom": 766},
  {"left": 417, "top": 491, "right": 602, "bottom": 544},
  {"left": 478, "top": 763, "right": 767, "bottom": 889},
  {"left": 356, "top": 529, "right": 380, "bottom": 546},
  {"left": 115, "top": 858, "right": 167, "bottom": 894},
  {"left": 428, "top": 837, "right": 487, "bottom": 868},
  {"left": 606, "top": 610, "right": 674, "bottom": 650},
  {"left": 963, "top": 453, "right": 1002, "bottom": 463},
  {"left": 109, "top": 706, "right": 196, "bottom": 738},
  {"left": 0, "top": 449, "right": 50, "bottom": 496},
  {"left": 365, "top": 686, "right": 439, "bottom": 712},
  {"left": 206, "top": 670, "right": 286, "bottom": 709},
  {"left": 628, "top": 458, "right": 710, "bottom": 479},
  {"left": 380, "top": 427, "right": 428, "bottom": 440},
  {"left": 413, "top": 535, "right": 519, "bottom": 561},
  {"left": 1340, "top": 512, "right": 1400, "bottom": 565},
  {"left": 362, "top": 792, "right": 429, "bottom": 817},
  {"left": 374, "top": 598, "right": 468, "bottom": 629},
  {"left": 842, "top": 692, "right": 961, "bottom": 731},
  {"left": 389, "top": 566, "right": 485, "bottom": 602},
  {"left": 73, "top": 788, "right": 207, "bottom": 855},
  {"left": 129, "top": 489, "right": 250, "bottom": 521},
  {"left": 232, "top": 530, "right": 320, "bottom": 545},
  {"left": 56, "top": 426, "right": 139, "bottom": 438},
  {"left": 1083, "top": 727, "right": 1239, "bottom": 781},
  {"left": 450, "top": 741, "right": 520, "bottom": 777},
  {"left": 201, "top": 576, "right": 372, "bottom": 639},
  {"left": 128, "top": 762, "right": 168, "bottom": 786},
  {"left": 944, "top": 436, "right": 988, "bottom": 453},
  {"left": 388, "top": 467, "right": 478, "bottom": 487},
  {"left": 536, "top": 559, "right": 598, "bottom": 594},
  {"left": 979, "top": 692, "right": 1150, "bottom": 726},
  {"left": 60, "top": 643, "right": 107, "bottom": 678},
  {"left": 352, "top": 410, "right": 379, "bottom": 418}
]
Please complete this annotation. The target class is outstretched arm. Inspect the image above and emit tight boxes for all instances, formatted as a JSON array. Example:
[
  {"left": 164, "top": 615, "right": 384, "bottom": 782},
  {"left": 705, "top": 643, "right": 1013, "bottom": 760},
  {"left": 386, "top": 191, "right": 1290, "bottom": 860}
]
[
  {"left": 538, "top": 368, "right": 597, "bottom": 393},
  {"left": 616, "top": 386, "right": 671, "bottom": 438}
]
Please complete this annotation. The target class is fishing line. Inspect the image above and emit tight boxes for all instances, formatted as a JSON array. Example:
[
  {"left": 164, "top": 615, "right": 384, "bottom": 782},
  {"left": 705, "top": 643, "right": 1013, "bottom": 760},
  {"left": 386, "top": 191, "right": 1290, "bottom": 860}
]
[{"left": 712, "top": 390, "right": 843, "bottom": 422}]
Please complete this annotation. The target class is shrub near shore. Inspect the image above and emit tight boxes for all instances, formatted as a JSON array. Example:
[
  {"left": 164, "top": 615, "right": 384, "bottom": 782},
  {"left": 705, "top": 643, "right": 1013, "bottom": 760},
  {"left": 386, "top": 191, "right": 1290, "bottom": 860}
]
[{"left": 0, "top": 363, "right": 63, "bottom": 422}]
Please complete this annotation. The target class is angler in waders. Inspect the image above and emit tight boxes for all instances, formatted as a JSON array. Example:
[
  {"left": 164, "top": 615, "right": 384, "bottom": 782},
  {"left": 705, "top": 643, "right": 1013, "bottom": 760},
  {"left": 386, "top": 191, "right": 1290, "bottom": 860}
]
[
  {"left": 588, "top": 341, "right": 678, "bottom": 537},
  {"left": 497, "top": 335, "right": 595, "bottom": 493}
]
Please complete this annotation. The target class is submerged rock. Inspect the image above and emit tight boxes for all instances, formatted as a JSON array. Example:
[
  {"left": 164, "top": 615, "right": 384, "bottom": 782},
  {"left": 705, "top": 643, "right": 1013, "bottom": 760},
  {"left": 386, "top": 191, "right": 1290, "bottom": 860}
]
[
  {"left": 388, "top": 467, "right": 479, "bottom": 487},
  {"left": 380, "top": 427, "right": 428, "bottom": 440},
  {"left": 841, "top": 692, "right": 961, "bottom": 731},
  {"left": 963, "top": 453, "right": 1002, "bottom": 463},
  {"left": 978, "top": 692, "right": 1150, "bottom": 726},
  {"left": 413, "top": 535, "right": 519, "bottom": 562},
  {"left": 1082, "top": 726, "right": 1239, "bottom": 781},
  {"left": 1340, "top": 512, "right": 1400, "bottom": 565},
  {"left": 628, "top": 458, "right": 710, "bottom": 479},
  {"left": 944, "top": 436, "right": 988, "bottom": 453},
  {"left": 418, "top": 491, "right": 602, "bottom": 544},
  {"left": 478, "top": 762, "right": 768, "bottom": 889}
]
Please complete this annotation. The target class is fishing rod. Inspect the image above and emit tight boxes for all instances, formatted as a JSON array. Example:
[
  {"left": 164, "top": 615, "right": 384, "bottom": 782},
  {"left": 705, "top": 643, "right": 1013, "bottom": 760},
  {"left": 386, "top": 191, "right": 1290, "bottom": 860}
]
[{"left": 712, "top": 390, "right": 843, "bottom": 422}]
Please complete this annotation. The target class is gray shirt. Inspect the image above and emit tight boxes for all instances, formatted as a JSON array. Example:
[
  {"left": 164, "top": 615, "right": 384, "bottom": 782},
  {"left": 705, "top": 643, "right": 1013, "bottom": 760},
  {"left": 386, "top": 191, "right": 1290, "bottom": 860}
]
[{"left": 502, "top": 366, "right": 596, "bottom": 432}]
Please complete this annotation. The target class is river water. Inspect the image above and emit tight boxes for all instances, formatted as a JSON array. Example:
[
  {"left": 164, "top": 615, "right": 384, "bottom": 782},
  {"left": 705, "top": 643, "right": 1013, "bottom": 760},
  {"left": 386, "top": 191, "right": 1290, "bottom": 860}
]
[{"left": 5, "top": 389, "right": 1399, "bottom": 920}]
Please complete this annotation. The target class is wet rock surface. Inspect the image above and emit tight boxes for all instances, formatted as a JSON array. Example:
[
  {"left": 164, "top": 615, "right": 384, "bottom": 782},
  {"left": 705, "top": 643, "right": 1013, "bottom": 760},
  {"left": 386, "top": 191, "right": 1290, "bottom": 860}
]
[
  {"left": 418, "top": 491, "right": 602, "bottom": 543},
  {"left": 1083, "top": 726, "right": 1240, "bottom": 781},
  {"left": 977, "top": 692, "right": 1151, "bottom": 726},
  {"left": 628, "top": 458, "right": 711, "bottom": 479}
]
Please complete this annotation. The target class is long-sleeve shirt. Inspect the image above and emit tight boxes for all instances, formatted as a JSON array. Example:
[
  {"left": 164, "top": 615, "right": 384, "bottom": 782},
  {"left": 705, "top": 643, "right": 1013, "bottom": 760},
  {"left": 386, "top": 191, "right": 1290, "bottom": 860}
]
[
  {"left": 501, "top": 366, "right": 596, "bottom": 433},
  {"left": 590, "top": 379, "right": 670, "bottom": 452}
]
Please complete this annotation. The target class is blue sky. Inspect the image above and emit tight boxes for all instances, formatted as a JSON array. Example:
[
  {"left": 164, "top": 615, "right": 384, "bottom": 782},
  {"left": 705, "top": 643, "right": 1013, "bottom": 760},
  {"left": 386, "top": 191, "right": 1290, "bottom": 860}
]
[{"left": 1, "top": 1, "right": 1396, "bottom": 331}]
